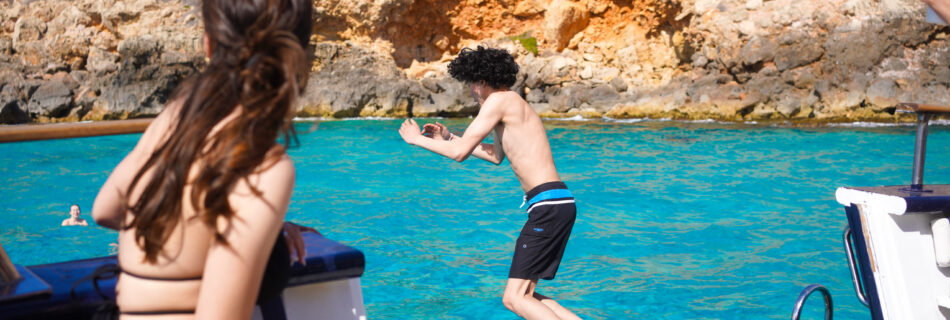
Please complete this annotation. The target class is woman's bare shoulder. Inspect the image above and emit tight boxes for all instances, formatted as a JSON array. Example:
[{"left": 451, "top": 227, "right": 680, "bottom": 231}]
[
  {"left": 232, "top": 148, "right": 295, "bottom": 206},
  {"left": 223, "top": 149, "right": 294, "bottom": 237},
  {"left": 256, "top": 148, "right": 295, "bottom": 188}
]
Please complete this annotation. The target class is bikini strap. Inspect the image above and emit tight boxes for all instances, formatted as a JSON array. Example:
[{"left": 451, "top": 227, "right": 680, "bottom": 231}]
[
  {"left": 70, "top": 263, "right": 120, "bottom": 301},
  {"left": 120, "top": 266, "right": 202, "bottom": 281},
  {"left": 120, "top": 310, "right": 196, "bottom": 315}
]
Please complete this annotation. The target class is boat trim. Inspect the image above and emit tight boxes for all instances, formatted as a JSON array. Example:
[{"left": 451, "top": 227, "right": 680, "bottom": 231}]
[
  {"left": 843, "top": 227, "right": 869, "bottom": 306},
  {"left": 844, "top": 204, "right": 885, "bottom": 320}
]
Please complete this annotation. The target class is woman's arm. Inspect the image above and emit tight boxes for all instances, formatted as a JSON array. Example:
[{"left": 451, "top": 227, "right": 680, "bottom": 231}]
[
  {"left": 90, "top": 152, "right": 137, "bottom": 229},
  {"left": 91, "top": 104, "right": 178, "bottom": 230},
  {"left": 194, "top": 153, "right": 295, "bottom": 319}
]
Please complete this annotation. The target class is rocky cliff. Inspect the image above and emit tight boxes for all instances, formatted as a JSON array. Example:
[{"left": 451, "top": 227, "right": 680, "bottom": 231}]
[{"left": 0, "top": 0, "right": 947, "bottom": 124}]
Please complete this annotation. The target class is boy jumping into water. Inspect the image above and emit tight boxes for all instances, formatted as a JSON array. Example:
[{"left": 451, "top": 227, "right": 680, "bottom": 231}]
[{"left": 398, "top": 46, "right": 580, "bottom": 320}]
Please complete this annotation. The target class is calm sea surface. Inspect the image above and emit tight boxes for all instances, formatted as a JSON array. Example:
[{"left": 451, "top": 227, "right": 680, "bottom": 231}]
[{"left": 3, "top": 119, "right": 950, "bottom": 319}]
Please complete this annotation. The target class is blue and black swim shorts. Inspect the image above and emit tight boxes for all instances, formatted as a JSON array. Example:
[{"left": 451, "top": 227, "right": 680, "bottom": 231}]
[{"left": 509, "top": 181, "right": 576, "bottom": 280}]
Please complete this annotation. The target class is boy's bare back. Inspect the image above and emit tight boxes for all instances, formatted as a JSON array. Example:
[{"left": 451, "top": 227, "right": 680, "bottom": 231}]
[{"left": 487, "top": 91, "right": 561, "bottom": 192}]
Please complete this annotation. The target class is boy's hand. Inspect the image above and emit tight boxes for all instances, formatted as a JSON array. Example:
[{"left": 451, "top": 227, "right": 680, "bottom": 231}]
[
  {"left": 399, "top": 118, "right": 423, "bottom": 145},
  {"left": 422, "top": 122, "right": 452, "bottom": 141}
]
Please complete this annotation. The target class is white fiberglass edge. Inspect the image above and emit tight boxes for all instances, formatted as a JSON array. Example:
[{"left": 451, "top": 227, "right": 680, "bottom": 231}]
[
  {"left": 252, "top": 278, "right": 367, "bottom": 320},
  {"left": 835, "top": 187, "right": 907, "bottom": 215}
]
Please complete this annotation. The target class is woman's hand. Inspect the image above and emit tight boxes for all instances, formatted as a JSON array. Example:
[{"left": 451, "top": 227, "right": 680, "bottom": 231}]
[{"left": 282, "top": 221, "right": 321, "bottom": 266}]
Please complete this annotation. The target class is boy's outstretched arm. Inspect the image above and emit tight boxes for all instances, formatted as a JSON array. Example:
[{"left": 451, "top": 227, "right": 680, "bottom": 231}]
[
  {"left": 469, "top": 137, "right": 506, "bottom": 165},
  {"left": 423, "top": 122, "right": 505, "bottom": 165},
  {"left": 399, "top": 99, "right": 504, "bottom": 162}
]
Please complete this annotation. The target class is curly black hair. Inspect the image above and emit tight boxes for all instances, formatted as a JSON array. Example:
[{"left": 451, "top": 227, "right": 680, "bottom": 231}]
[{"left": 447, "top": 46, "right": 519, "bottom": 89}]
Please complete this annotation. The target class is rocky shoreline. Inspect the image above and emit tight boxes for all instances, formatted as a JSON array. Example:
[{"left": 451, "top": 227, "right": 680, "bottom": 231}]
[{"left": 0, "top": 0, "right": 947, "bottom": 125}]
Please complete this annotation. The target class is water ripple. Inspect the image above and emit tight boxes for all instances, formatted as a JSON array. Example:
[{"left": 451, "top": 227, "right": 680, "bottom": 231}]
[{"left": 2, "top": 119, "right": 948, "bottom": 319}]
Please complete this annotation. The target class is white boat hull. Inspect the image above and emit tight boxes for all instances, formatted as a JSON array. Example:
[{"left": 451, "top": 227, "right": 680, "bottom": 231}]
[
  {"left": 252, "top": 278, "right": 367, "bottom": 320},
  {"left": 837, "top": 186, "right": 950, "bottom": 319}
]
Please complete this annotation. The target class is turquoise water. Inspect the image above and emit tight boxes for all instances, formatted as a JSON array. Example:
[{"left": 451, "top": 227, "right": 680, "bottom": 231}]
[{"left": 3, "top": 119, "right": 950, "bottom": 319}]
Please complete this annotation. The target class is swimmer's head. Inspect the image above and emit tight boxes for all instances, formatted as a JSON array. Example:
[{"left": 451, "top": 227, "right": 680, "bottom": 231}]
[
  {"left": 448, "top": 46, "right": 519, "bottom": 90},
  {"left": 69, "top": 204, "right": 80, "bottom": 218}
]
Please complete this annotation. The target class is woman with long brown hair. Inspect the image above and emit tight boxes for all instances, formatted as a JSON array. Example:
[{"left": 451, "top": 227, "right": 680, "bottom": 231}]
[{"left": 92, "top": 0, "right": 313, "bottom": 318}]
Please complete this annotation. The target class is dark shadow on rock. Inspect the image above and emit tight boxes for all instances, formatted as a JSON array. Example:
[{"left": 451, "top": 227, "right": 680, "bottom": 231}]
[{"left": 373, "top": 0, "right": 462, "bottom": 68}]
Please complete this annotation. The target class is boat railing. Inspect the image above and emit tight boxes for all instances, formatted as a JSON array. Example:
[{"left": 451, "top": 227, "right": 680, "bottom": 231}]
[
  {"left": 842, "top": 227, "right": 869, "bottom": 307},
  {"left": 0, "top": 119, "right": 153, "bottom": 143},
  {"left": 895, "top": 103, "right": 950, "bottom": 192},
  {"left": 791, "top": 284, "right": 833, "bottom": 320}
]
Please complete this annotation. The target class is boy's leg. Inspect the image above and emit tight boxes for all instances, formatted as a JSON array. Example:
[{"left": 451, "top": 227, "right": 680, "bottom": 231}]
[
  {"left": 502, "top": 278, "right": 560, "bottom": 320},
  {"left": 533, "top": 292, "right": 581, "bottom": 320}
]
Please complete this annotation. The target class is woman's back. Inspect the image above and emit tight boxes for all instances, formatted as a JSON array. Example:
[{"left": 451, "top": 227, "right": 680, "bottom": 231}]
[
  {"left": 92, "top": 0, "right": 313, "bottom": 318},
  {"left": 96, "top": 103, "right": 296, "bottom": 318}
]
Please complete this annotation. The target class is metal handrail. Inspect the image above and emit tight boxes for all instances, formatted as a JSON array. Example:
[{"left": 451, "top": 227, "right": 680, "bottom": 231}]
[
  {"left": 895, "top": 102, "right": 943, "bottom": 191},
  {"left": 791, "top": 284, "right": 833, "bottom": 320},
  {"left": 843, "top": 227, "right": 869, "bottom": 306},
  {"left": 911, "top": 113, "right": 931, "bottom": 190}
]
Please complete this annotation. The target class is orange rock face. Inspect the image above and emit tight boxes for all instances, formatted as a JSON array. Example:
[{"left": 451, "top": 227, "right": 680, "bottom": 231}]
[
  {"left": 313, "top": 0, "right": 688, "bottom": 68},
  {"left": 543, "top": 0, "right": 590, "bottom": 51}
]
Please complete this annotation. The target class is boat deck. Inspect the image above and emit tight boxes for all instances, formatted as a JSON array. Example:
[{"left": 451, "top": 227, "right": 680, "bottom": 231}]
[{"left": 0, "top": 233, "right": 364, "bottom": 319}]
